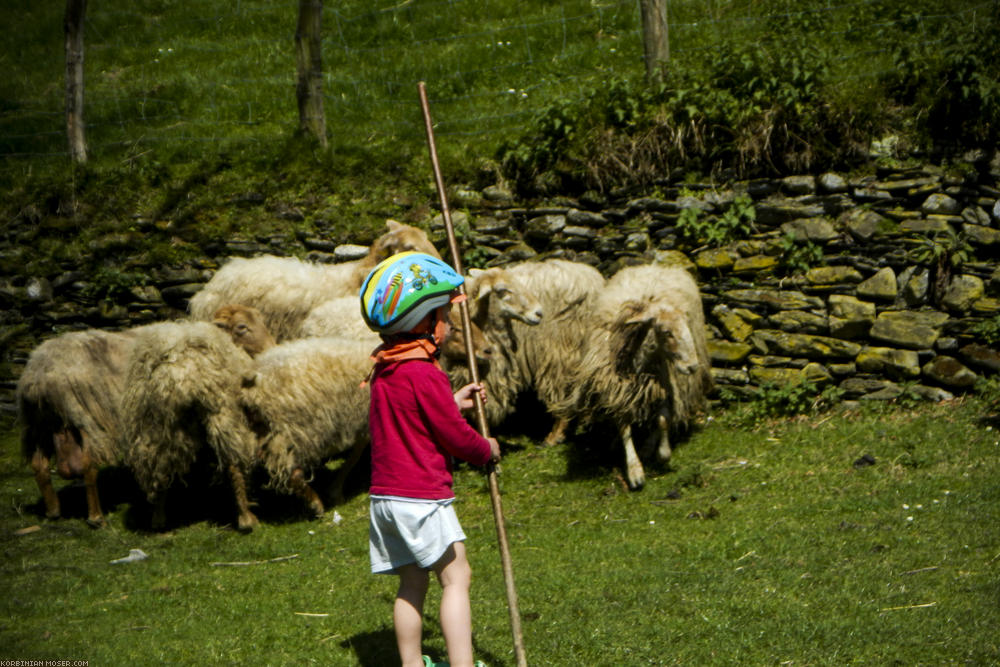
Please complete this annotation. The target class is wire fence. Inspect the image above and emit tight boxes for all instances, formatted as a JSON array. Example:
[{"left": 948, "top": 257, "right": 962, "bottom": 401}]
[{"left": 1, "top": 0, "right": 994, "bottom": 165}]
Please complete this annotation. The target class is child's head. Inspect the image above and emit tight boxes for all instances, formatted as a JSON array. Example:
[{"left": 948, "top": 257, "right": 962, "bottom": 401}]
[{"left": 360, "top": 252, "right": 465, "bottom": 342}]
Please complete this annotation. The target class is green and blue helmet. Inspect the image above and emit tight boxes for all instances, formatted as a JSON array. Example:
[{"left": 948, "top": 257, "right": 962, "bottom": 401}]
[{"left": 360, "top": 251, "right": 465, "bottom": 334}]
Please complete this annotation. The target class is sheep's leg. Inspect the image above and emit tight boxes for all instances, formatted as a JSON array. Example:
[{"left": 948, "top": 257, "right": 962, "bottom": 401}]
[
  {"left": 31, "top": 448, "right": 61, "bottom": 519},
  {"left": 80, "top": 446, "right": 106, "bottom": 529},
  {"left": 656, "top": 413, "right": 672, "bottom": 464},
  {"left": 290, "top": 467, "right": 325, "bottom": 519},
  {"left": 227, "top": 463, "right": 259, "bottom": 533},
  {"left": 332, "top": 440, "right": 368, "bottom": 506},
  {"left": 542, "top": 417, "right": 570, "bottom": 447},
  {"left": 150, "top": 494, "right": 167, "bottom": 531},
  {"left": 621, "top": 424, "right": 645, "bottom": 490}
]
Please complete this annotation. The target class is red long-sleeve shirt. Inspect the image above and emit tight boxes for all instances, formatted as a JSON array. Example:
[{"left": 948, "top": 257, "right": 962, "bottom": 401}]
[{"left": 368, "top": 359, "right": 491, "bottom": 500}]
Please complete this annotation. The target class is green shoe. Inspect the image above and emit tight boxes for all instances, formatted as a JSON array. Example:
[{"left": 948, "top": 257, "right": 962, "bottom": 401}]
[{"left": 421, "top": 656, "right": 485, "bottom": 667}]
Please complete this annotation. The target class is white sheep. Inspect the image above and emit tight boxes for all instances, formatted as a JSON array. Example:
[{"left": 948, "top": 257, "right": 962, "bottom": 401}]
[
  {"left": 471, "top": 259, "right": 604, "bottom": 443},
  {"left": 16, "top": 328, "right": 138, "bottom": 527},
  {"left": 240, "top": 313, "right": 492, "bottom": 516},
  {"left": 445, "top": 265, "right": 545, "bottom": 427},
  {"left": 120, "top": 319, "right": 263, "bottom": 532},
  {"left": 294, "top": 295, "right": 380, "bottom": 345},
  {"left": 240, "top": 336, "right": 373, "bottom": 517},
  {"left": 189, "top": 220, "right": 440, "bottom": 341},
  {"left": 560, "top": 263, "right": 713, "bottom": 489}
]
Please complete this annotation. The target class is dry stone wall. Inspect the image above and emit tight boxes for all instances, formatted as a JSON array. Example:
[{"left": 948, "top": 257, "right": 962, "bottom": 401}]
[
  {"left": 2, "top": 159, "right": 1000, "bottom": 414},
  {"left": 450, "top": 160, "right": 1000, "bottom": 405}
]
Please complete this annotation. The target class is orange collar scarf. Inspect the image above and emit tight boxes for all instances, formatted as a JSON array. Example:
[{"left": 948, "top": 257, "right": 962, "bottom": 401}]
[
  {"left": 370, "top": 336, "right": 442, "bottom": 369},
  {"left": 361, "top": 326, "right": 445, "bottom": 388}
]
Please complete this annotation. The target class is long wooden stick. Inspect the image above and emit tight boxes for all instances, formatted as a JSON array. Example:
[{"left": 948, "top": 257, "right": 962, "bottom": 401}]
[{"left": 418, "top": 81, "right": 527, "bottom": 667}]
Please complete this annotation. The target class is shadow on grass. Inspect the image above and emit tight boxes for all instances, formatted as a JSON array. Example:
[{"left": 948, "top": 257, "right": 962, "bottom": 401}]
[
  {"left": 340, "top": 625, "right": 398, "bottom": 666},
  {"left": 17, "top": 444, "right": 375, "bottom": 532}
]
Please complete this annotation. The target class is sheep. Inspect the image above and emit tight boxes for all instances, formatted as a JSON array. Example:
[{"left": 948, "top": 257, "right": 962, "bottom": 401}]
[
  {"left": 189, "top": 220, "right": 440, "bottom": 341},
  {"left": 239, "top": 311, "right": 489, "bottom": 517},
  {"left": 445, "top": 265, "right": 546, "bottom": 427},
  {"left": 120, "top": 319, "right": 264, "bottom": 532},
  {"left": 16, "top": 305, "right": 274, "bottom": 529},
  {"left": 16, "top": 328, "right": 139, "bottom": 527},
  {"left": 451, "top": 259, "right": 604, "bottom": 442},
  {"left": 504, "top": 259, "right": 606, "bottom": 444},
  {"left": 559, "top": 263, "right": 713, "bottom": 490},
  {"left": 294, "top": 296, "right": 380, "bottom": 345},
  {"left": 211, "top": 302, "right": 277, "bottom": 356}
]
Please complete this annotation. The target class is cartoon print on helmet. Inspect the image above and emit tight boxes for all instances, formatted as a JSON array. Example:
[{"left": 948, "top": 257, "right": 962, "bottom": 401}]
[
  {"left": 360, "top": 251, "right": 464, "bottom": 334},
  {"left": 409, "top": 262, "right": 439, "bottom": 291}
]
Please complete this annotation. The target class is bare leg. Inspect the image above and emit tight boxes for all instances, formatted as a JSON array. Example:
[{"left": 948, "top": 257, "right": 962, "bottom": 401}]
[
  {"left": 227, "top": 463, "right": 259, "bottom": 533},
  {"left": 290, "top": 467, "right": 324, "bottom": 518},
  {"left": 621, "top": 424, "right": 645, "bottom": 490},
  {"left": 31, "top": 449, "right": 60, "bottom": 519},
  {"left": 395, "top": 564, "right": 430, "bottom": 667},
  {"left": 432, "top": 542, "right": 475, "bottom": 667}
]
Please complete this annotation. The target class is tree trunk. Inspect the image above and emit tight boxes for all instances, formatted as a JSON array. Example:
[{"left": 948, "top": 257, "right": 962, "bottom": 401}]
[
  {"left": 639, "top": 0, "right": 669, "bottom": 84},
  {"left": 295, "top": 0, "right": 327, "bottom": 148},
  {"left": 65, "top": 0, "right": 88, "bottom": 163}
]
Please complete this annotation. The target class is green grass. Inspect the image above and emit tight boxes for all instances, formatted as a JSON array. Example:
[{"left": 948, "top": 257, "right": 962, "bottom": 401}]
[
  {"left": 2, "top": 398, "right": 998, "bottom": 665},
  {"left": 4, "top": 1, "right": 997, "bottom": 191}
]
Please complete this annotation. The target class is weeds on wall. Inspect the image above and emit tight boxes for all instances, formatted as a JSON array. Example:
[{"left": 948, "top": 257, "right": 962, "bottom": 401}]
[
  {"left": 779, "top": 233, "right": 825, "bottom": 275},
  {"left": 720, "top": 380, "right": 845, "bottom": 428},
  {"left": 676, "top": 193, "right": 756, "bottom": 247}
]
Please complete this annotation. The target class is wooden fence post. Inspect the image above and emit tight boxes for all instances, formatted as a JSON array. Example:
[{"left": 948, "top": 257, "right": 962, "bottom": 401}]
[
  {"left": 296, "top": 0, "right": 328, "bottom": 148},
  {"left": 639, "top": 0, "right": 669, "bottom": 83},
  {"left": 65, "top": 0, "right": 88, "bottom": 163}
]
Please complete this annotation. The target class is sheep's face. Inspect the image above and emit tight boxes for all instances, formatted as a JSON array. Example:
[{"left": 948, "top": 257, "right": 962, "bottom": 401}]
[
  {"left": 370, "top": 220, "right": 441, "bottom": 261},
  {"left": 212, "top": 304, "right": 277, "bottom": 358},
  {"left": 613, "top": 299, "right": 699, "bottom": 377},
  {"left": 468, "top": 268, "right": 544, "bottom": 326},
  {"left": 440, "top": 310, "right": 493, "bottom": 365}
]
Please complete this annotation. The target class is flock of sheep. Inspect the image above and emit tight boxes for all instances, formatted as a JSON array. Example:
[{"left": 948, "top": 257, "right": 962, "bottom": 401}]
[{"left": 16, "top": 220, "right": 713, "bottom": 531}]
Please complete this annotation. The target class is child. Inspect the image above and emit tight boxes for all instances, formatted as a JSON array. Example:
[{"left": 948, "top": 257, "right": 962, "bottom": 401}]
[{"left": 360, "top": 251, "right": 501, "bottom": 667}]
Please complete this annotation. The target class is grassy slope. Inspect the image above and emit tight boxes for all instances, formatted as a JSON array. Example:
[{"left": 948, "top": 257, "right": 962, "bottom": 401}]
[{"left": 1, "top": 398, "right": 997, "bottom": 665}]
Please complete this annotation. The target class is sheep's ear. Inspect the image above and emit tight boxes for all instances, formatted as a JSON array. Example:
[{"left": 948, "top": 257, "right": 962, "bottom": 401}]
[
  {"left": 385, "top": 219, "right": 403, "bottom": 231},
  {"left": 468, "top": 268, "right": 485, "bottom": 277}
]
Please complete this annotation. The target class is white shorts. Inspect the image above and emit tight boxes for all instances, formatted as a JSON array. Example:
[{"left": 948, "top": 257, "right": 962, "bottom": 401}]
[{"left": 369, "top": 496, "right": 466, "bottom": 575}]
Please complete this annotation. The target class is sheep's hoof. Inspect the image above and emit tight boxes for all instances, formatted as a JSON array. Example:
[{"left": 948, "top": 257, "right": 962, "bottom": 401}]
[
  {"left": 86, "top": 516, "right": 106, "bottom": 529},
  {"left": 237, "top": 512, "right": 259, "bottom": 533},
  {"left": 626, "top": 471, "right": 646, "bottom": 491},
  {"left": 309, "top": 500, "right": 325, "bottom": 519}
]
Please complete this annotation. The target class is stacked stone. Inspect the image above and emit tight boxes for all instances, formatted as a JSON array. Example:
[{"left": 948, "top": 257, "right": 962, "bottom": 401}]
[
  {"left": 3, "top": 158, "right": 1000, "bottom": 414},
  {"left": 453, "top": 160, "right": 1000, "bottom": 403}
]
